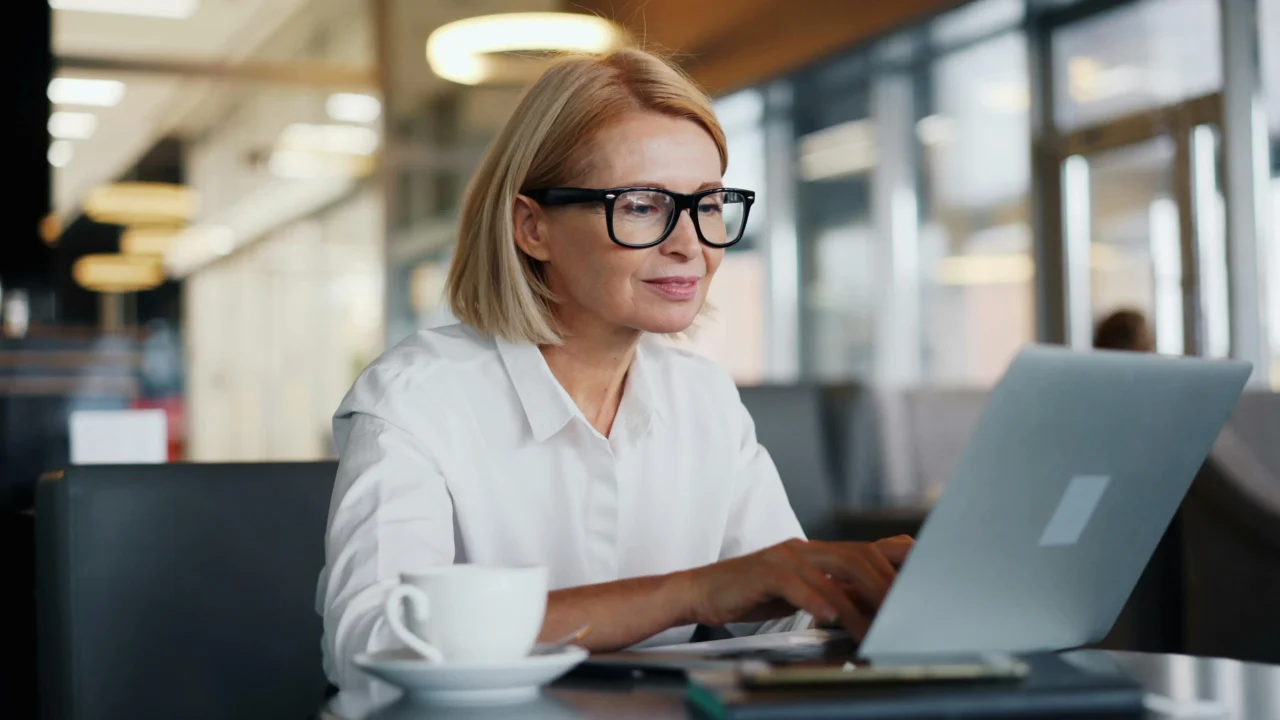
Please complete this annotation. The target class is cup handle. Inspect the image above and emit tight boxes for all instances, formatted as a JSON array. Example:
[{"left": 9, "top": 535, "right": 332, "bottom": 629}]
[{"left": 383, "top": 585, "right": 445, "bottom": 663}]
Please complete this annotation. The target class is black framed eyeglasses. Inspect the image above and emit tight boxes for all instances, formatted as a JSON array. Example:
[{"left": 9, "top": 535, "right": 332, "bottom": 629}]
[{"left": 523, "top": 186, "right": 756, "bottom": 249}]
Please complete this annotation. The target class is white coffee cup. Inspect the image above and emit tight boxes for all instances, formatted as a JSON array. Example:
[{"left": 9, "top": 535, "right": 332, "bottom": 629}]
[{"left": 383, "top": 565, "right": 548, "bottom": 664}]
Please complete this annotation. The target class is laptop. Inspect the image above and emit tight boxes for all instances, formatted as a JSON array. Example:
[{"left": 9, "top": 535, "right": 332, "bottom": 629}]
[
  {"left": 859, "top": 345, "right": 1250, "bottom": 657},
  {"left": 586, "top": 345, "right": 1251, "bottom": 670}
]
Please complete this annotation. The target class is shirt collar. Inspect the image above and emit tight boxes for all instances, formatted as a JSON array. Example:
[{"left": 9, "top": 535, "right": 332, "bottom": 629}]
[
  {"left": 622, "top": 337, "right": 668, "bottom": 436},
  {"left": 495, "top": 334, "right": 669, "bottom": 444},
  {"left": 495, "top": 336, "right": 578, "bottom": 443}
]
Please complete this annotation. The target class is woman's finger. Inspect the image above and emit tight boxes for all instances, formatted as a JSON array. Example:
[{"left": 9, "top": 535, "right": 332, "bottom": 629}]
[
  {"left": 773, "top": 565, "right": 871, "bottom": 639},
  {"left": 875, "top": 535, "right": 915, "bottom": 566},
  {"left": 793, "top": 542, "right": 891, "bottom": 606},
  {"left": 861, "top": 545, "right": 898, "bottom": 584}
]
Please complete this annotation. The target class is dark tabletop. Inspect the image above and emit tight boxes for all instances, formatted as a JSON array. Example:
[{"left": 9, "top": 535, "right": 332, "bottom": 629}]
[{"left": 323, "top": 650, "right": 1280, "bottom": 720}]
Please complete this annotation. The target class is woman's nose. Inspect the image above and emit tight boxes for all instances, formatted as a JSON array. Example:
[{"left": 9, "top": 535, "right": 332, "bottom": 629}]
[{"left": 661, "top": 209, "right": 700, "bottom": 258}]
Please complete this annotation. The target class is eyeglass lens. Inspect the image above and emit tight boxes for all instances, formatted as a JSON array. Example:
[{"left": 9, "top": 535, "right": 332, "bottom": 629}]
[{"left": 611, "top": 190, "right": 747, "bottom": 247}]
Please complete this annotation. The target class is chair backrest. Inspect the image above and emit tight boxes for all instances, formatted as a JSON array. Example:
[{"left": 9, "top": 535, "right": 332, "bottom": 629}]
[
  {"left": 37, "top": 462, "right": 336, "bottom": 720},
  {"left": 1180, "top": 392, "right": 1280, "bottom": 665},
  {"left": 880, "top": 387, "right": 990, "bottom": 504},
  {"left": 737, "top": 385, "right": 836, "bottom": 534},
  {"left": 819, "top": 383, "right": 884, "bottom": 508}
]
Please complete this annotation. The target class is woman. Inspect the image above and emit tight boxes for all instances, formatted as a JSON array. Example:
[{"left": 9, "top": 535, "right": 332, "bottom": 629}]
[{"left": 319, "top": 48, "right": 912, "bottom": 708}]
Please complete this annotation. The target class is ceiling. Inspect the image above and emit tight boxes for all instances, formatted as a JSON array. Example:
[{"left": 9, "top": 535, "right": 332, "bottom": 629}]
[{"left": 51, "top": 0, "right": 321, "bottom": 217}]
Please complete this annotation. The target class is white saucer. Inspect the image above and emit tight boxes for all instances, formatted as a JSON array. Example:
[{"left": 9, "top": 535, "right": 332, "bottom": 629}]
[{"left": 354, "top": 646, "right": 588, "bottom": 705}]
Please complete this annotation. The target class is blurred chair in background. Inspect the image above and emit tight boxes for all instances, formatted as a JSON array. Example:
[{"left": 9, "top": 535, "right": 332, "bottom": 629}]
[
  {"left": 737, "top": 385, "right": 839, "bottom": 537},
  {"left": 1181, "top": 392, "right": 1280, "bottom": 665},
  {"left": 37, "top": 462, "right": 335, "bottom": 720}
]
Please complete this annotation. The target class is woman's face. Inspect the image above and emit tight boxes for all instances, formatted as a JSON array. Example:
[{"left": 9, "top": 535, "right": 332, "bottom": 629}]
[{"left": 515, "top": 112, "right": 726, "bottom": 338}]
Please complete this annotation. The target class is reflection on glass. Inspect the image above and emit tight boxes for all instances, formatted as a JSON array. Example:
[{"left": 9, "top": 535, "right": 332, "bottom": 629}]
[
  {"left": 1191, "top": 124, "right": 1230, "bottom": 358},
  {"left": 1078, "top": 137, "right": 1180, "bottom": 353},
  {"left": 795, "top": 71, "right": 875, "bottom": 380},
  {"left": 919, "top": 31, "right": 1033, "bottom": 384},
  {"left": 1052, "top": 0, "right": 1221, "bottom": 131},
  {"left": 1260, "top": 0, "right": 1280, "bottom": 386},
  {"left": 930, "top": 0, "right": 1024, "bottom": 49}
]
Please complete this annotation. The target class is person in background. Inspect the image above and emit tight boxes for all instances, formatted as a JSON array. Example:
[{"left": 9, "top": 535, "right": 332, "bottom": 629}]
[
  {"left": 318, "top": 48, "right": 912, "bottom": 711},
  {"left": 1093, "top": 309, "right": 1155, "bottom": 352}
]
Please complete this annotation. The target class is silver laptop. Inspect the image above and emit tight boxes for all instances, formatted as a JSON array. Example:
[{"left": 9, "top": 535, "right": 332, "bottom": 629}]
[
  {"left": 593, "top": 346, "right": 1251, "bottom": 670},
  {"left": 858, "top": 345, "right": 1250, "bottom": 657}
]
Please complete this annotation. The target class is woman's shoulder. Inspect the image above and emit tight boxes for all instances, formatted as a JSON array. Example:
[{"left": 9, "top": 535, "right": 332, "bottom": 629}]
[{"left": 340, "top": 324, "right": 500, "bottom": 412}]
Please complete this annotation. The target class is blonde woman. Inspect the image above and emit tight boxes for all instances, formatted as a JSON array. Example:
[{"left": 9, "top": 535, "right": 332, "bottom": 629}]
[{"left": 319, "top": 48, "right": 912, "bottom": 709}]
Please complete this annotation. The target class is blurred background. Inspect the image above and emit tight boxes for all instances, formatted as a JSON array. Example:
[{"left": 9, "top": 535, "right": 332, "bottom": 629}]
[
  {"left": 1, "top": 0, "right": 1278, "bottom": 504},
  {"left": 4, "top": 3, "right": 1280, "bottom": 717}
]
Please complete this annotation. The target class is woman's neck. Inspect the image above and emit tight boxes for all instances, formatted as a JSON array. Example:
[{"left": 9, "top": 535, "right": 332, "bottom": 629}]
[{"left": 540, "top": 322, "right": 642, "bottom": 439}]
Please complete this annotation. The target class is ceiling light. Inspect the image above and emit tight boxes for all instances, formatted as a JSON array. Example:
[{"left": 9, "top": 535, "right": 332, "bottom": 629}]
[
  {"left": 49, "top": 0, "right": 199, "bottom": 19},
  {"left": 120, "top": 226, "right": 178, "bottom": 256},
  {"left": 268, "top": 149, "right": 374, "bottom": 179},
  {"left": 277, "top": 123, "right": 379, "bottom": 156},
  {"left": 980, "top": 84, "right": 1029, "bottom": 113},
  {"left": 84, "top": 182, "right": 199, "bottom": 226},
  {"left": 40, "top": 213, "right": 63, "bottom": 246},
  {"left": 48, "top": 140, "right": 74, "bottom": 168},
  {"left": 48, "top": 111, "right": 98, "bottom": 140},
  {"left": 936, "top": 254, "right": 1034, "bottom": 285},
  {"left": 916, "top": 114, "right": 957, "bottom": 146},
  {"left": 73, "top": 254, "right": 166, "bottom": 293},
  {"left": 798, "top": 119, "right": 878, "bottom": 181},
  {"left": 326, "top": 93, "right": 382, "bottom": 124},
  {"left": 48, "top": 77, "right": 125, "bottom": 107},
  {"left": 161, "top": 225, "right": 236, "bottom": 277},
  {"left": 426, "top": 12, "right": 623, "bottom": 85}
]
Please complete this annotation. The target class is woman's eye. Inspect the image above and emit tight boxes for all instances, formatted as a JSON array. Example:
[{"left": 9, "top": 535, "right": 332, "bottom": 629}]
[{"left": 623, "top": 202, "right": 656, "bottom": 217}]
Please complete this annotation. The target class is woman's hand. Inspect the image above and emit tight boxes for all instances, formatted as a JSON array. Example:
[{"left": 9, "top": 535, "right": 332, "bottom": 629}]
[{"left": 678, "top": 536, "right": 914, "bottom": 638}]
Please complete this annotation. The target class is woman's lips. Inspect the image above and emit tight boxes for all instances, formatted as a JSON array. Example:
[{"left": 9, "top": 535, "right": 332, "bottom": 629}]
[{"left": 642, "top": 276, "right": 701, "bottom": 301}]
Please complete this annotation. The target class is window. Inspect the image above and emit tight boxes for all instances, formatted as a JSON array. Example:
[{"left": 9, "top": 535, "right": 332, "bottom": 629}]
[
  {"left": 918, "top": 31, "right": 1035, "bottom": 384},
  {"left": 1052, "top": 0, "right": 1222, "bottom": 131},
  {"left": 1262, "top": 0, "right": 1280, "bottom": 385},
  {"left": 794, "top": 62, "right": 878, "bottom": 380}
]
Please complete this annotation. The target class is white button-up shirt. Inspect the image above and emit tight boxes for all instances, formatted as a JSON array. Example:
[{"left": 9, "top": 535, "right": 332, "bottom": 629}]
[{"left": 318, "top": 323, "right": 808, "bottom": 713}]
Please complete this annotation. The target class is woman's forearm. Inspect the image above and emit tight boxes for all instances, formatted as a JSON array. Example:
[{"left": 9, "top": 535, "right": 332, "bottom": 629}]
[{"left": 539, "top": 571, "right": 700, "bottom": 652}]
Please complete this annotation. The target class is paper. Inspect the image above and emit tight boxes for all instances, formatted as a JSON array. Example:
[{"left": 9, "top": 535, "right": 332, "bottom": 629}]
[{"left": 69, "top": 409, "right": 168, "bottom": 464}]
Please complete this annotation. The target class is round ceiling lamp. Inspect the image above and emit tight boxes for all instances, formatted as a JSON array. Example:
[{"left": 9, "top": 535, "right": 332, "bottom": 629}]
[
  {"left": 73, "top": 254, "right": 166, "bottom": 293},
  {"left": 40, "top": 213, "right": 63, "bottom": 246},
  {"left": 426, "top": 12, "right": 624, "bottom": 85},
  {"left": 120, "top": 226, "right": 179, "bottom": 256},
  {"left": 83, "top": 182, "right": 199, "bottom": 226}
]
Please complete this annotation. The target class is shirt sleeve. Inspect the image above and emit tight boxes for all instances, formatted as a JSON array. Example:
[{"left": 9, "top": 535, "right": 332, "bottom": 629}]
[
  {"left": 319, "top": 405, "right": 455, "bottom": 703},
  {"left": 718, "top": 391, "right": 815, "bottom": 636}
]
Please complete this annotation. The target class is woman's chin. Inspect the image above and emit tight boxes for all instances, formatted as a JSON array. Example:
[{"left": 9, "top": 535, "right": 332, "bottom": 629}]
[{"left": 634, "top": 312, "right": 698, "bottom": 335}]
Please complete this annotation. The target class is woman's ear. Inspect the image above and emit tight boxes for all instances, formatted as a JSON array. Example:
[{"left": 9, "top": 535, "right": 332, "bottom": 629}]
[{"left": 513, "top": 195, "right": 552, "bottom": 262}]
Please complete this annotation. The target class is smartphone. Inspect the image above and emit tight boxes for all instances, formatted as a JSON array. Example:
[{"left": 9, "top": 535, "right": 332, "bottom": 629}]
[{"left": 736, "top": 652, "right": 1030, "bottom": 689}]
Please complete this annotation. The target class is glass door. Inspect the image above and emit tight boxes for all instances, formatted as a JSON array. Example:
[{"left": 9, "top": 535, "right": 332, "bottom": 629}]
[{"left": 1056, "top": 99, "right": 1227, "bottom": 356}]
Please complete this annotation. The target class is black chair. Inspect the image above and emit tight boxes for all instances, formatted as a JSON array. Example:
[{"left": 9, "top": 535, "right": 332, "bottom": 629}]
[
  {"left": 738, "top": 385, "right": 838, "bottom": 537},
  {"left": 1180, "top": 393, "right": 1280, "bottom": 664},
  {"left": 37, "top": 462, "right": 336, "bottom": 720}
]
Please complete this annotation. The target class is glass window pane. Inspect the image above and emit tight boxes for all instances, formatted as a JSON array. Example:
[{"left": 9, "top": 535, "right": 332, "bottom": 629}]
[
  {"left": 1262, "top": 0, "right": 1280, "bottom": 385},
  {"left": 919, "top": 31, "right": 1034, "bottom": 384},
  {"left": 793, "top": 65, "right": 877, "bottom": 380},
  {"left": 930, "top": 0, "right": 1025, "bottom": 49},
  {"left": 1052, "top": 0, "right": 1221, "bottom": 131}
]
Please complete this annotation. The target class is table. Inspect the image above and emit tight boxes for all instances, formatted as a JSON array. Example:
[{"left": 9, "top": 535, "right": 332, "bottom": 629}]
[{"left": 325, "top": 650, "right": 1280, "bottom": 720}]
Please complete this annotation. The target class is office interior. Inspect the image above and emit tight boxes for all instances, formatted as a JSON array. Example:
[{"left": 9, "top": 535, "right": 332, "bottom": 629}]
[{"left": 2, "top": 0, "right": 1279, "bottom": 717}]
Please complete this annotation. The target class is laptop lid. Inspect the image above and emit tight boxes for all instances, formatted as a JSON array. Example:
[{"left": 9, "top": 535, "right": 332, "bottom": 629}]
[{"left": 859, "top": 345, "right": 1251, "bottom": 657}]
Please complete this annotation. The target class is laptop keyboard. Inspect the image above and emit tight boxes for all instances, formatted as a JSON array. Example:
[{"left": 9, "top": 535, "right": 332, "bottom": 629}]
[{"left": 704, "top": 636, "right": 862, "bottom": 665}]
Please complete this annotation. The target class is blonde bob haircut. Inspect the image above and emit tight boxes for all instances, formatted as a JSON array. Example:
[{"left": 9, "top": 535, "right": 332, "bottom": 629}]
[{"left": 445, "top": 48, "right": 728, "bottom": 346}]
